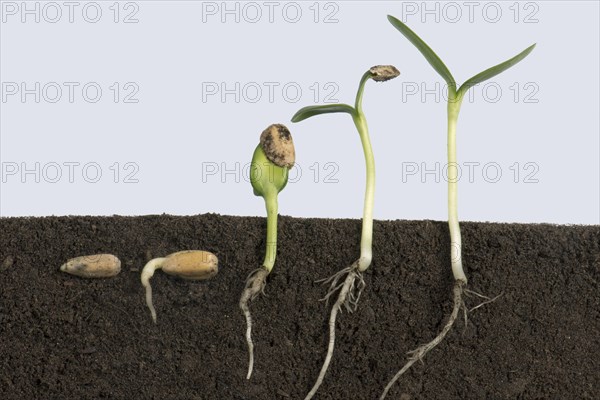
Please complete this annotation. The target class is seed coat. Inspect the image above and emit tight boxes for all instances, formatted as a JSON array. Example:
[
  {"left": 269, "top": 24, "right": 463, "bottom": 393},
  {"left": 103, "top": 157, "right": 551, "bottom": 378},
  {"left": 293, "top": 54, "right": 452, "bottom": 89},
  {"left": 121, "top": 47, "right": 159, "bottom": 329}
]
[{"left": 60, "top": 254, "right": 121, "bottom": 278}]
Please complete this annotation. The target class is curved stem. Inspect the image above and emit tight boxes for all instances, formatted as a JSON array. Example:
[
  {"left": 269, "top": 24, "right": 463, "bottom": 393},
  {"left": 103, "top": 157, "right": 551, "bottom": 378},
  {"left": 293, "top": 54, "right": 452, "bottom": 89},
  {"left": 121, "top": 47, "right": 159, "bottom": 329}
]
[
  {"left": 140, "top": 257, "right": 166, "bottom": 323},
  {"left": 354, "top": 71, "right": 372, "bottom": 114},
  {"left": 351, "top": 70, "right": 376, "bottom": 272},
  {"left": 447, "top": 91, "right": 467, "bottom": 283},
  {"left": 262, "top": 191, "right": 279, "bottom": 273}
]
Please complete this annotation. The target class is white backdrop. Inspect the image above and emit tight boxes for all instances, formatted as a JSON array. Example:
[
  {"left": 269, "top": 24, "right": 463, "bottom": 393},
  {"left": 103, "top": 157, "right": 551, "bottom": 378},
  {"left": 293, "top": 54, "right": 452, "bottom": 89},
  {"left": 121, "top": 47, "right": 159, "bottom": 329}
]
[{"left": 1, "top": 1, "right": 599, "bottom": 224}]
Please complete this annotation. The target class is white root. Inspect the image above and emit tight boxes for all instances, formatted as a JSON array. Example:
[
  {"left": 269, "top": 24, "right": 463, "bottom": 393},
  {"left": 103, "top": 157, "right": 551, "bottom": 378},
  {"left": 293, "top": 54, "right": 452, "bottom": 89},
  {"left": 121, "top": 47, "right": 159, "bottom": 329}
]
[
  {"left": 380, "top": 280, "right": 466, "bottom": 400},
  {"left": 304, "top": 262, "right": 365, "bottom": 400},
  {"left": 140, "top": 258, "right": 166, "bottom": 324},
  {"left": 466, "top": 289, "right": 503, "bottom": 313},
  {"left": 239, "top": 267, "right": 269, "bottom": 380}
]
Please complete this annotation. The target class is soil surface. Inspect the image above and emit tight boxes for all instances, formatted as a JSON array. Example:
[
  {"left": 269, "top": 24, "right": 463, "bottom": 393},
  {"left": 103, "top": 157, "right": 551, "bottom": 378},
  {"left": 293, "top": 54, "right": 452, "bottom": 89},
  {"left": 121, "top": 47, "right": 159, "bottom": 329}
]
[{"left": 0, "top": 215, "right": 598, "bottom": 400}]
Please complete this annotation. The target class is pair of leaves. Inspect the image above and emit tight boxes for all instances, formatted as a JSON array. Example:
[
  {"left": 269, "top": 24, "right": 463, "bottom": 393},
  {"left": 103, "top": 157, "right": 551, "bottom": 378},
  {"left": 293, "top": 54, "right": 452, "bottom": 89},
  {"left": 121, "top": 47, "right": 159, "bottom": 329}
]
[
  {"left": 292, "top": 16, "right": 536, "bottom": 123},
  {"left": 387, "top": 15, "right": 535, "bottom": 96}
]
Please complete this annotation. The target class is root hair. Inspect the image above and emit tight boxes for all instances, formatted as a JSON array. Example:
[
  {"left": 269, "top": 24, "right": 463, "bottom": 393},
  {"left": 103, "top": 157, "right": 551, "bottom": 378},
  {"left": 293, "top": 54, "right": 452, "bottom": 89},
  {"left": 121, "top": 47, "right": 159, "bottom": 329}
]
[{"left": 305, "top": 262, "right": 365, "bottom": 400}]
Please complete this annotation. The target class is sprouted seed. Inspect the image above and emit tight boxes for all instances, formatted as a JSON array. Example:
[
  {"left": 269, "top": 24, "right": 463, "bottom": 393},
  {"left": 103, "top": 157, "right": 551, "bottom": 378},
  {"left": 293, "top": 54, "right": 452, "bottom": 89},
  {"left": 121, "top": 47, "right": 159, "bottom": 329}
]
[
  {"left": 240, "top": 123, "right": 295, "bottom": 380},
  {"left": 141, "top": 250, "right": 218, "bottom": 323}
]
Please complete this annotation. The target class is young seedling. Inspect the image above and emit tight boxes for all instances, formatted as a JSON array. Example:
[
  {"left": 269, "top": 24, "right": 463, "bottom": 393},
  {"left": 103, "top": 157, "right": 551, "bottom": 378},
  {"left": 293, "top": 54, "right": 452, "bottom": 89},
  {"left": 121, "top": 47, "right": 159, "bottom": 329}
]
[
  {"left": 380, "top": 16, "right": 535, "bottom": 399},
  {"left": 60, "top": 254, "right": 121, "bottom": 278},
  {"left": 291, "top": 65, "right": 399, "bottom": 400},
  {"left": 141, "top": 250, "right": 218, "bottom": 323},
  {"left": 240, "top": 123, "right": 295, "bottom": 380}
]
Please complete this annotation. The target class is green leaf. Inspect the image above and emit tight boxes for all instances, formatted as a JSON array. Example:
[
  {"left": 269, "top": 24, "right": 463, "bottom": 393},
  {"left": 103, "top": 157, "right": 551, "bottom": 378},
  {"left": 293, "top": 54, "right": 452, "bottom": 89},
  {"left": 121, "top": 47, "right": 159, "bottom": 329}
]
[
  {"left": 387, "top": 15, "right": 455, "bottom": 89},
  {"left": 459, "top": 44, "right": 536, "bottom": 95},
  {"left": 291, "top": 104, "right": 356, "bottom": 123}
]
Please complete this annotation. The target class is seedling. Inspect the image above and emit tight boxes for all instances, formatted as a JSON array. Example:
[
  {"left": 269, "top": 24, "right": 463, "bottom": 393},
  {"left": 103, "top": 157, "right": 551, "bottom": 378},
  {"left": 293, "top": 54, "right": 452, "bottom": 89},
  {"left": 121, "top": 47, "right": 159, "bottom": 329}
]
[
  {"left": 141, "top": 250, "right": 219, "bottom": 323},
  {"left": 292, "top": 65, "right": 399, "bottom": 400},
  {"left": 60, "top": 254, "right": 121, "bottom": 278},
  {"left": 380, "top": 16, "right": 535, "bottom": 399},
  {"left": 240, "top": 123, "right": 295, "bottom": 380}
]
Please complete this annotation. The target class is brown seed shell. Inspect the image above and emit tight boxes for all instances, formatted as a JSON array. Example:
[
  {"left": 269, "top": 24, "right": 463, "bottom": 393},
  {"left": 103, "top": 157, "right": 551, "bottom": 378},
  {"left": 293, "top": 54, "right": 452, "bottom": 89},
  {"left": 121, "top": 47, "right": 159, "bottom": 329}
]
[
  {"left": 161, "top": 250, "right": 219, "bottom": 280},
  {"left": 60, "top": 254, "right": 121, "bottom": 278},
  {"left": 259, "top": 124, "right": 295, "bottom": 168},
  {"left": 369, "top": 65, "right": 400, "bottom": 82}
]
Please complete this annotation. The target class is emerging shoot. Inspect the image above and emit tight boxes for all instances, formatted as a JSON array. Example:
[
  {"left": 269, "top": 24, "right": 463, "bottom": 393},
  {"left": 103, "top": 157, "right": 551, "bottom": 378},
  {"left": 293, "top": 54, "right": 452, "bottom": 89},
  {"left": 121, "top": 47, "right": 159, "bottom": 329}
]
[
  {"left": 381, "top": 16, "right": 535, "bottom": 399},
  {"left": 141, "top": 250, "right": 218, "bottom": 323},
  {"left": 291, "top": 65, "right": 399, "bottom": 400},
  {"left": 240, "top": 123, "right": 295, "bottom": 380}
]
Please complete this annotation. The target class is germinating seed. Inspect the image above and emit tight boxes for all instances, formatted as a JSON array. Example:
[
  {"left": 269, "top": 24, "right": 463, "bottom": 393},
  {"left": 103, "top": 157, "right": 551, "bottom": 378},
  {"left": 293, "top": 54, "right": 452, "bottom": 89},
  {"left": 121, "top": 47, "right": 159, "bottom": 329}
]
[
  {"left": 60, "top": 254, "right": 121, "bottom": 278},
  {"left": 141, "top": 250, "right": 219, "bottom": 323},
  {"left": 240, "top": 123, "right": 295, "bottom": 380},
  {"left": 161, "top": 250, "right": 219, "bottom": 280}
]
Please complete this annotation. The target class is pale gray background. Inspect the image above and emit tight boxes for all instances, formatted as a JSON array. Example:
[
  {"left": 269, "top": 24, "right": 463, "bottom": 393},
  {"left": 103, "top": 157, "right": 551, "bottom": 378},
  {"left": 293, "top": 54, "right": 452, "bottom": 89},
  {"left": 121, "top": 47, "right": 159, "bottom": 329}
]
[{"left": 1, "top": 1, "right": 599, "bottom": 224}]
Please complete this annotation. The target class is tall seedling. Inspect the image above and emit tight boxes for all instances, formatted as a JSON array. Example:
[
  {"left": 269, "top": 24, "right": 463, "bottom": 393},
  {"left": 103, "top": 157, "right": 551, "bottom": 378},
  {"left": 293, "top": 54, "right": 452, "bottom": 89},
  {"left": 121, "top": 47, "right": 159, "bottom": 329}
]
[{"left": 381, "top": 16, "right": 535, "bottom": 399}]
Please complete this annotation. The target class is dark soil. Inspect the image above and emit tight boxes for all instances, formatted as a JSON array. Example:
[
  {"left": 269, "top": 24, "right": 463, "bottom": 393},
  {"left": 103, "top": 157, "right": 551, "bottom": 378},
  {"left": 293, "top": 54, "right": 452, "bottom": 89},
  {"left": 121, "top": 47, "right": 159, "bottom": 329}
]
[{"left": 0, "top": 215, "right": 598, "bottom": 400}]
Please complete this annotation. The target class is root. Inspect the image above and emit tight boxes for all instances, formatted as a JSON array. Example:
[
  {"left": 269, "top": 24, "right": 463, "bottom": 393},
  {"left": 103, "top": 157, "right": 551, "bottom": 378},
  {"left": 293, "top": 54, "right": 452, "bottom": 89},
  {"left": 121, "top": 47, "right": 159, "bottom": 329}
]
[
  {"left": 239, "top": 267, "right": 269, "bottom": 380},
  {"left": 305, "top": 262, "right": 364, "bottom": 400},
  {"left": 318, "top": 265, "right": 366, "bottom": 311},
  {"left": 145, "top": 283, "right": 157, "bottom": 324},
  {"left": 380, "top": 280, "right": 466, "bottom": 400},
  {"left": 140, "top": 258, "right": 165, "bottom": 324},
  {"left": 465, "top": 289, "right": 503, "bottom": 313}
]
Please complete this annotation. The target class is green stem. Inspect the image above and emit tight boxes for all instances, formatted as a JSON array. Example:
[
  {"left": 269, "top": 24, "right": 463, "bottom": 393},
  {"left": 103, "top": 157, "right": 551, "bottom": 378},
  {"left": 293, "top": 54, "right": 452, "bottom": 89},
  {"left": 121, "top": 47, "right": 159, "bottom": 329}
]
[
  {"left": 262, "top": 191, "right": 279, "bottom": 273},
  {"left": 353, "top": 71, "right": 375, "bottom": 272},
  {"left": 354, "top": 71, "right": 371, "bottom": 114},
  {"left": 447, "top": 90, "right": 467, "bottom": 283}
]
